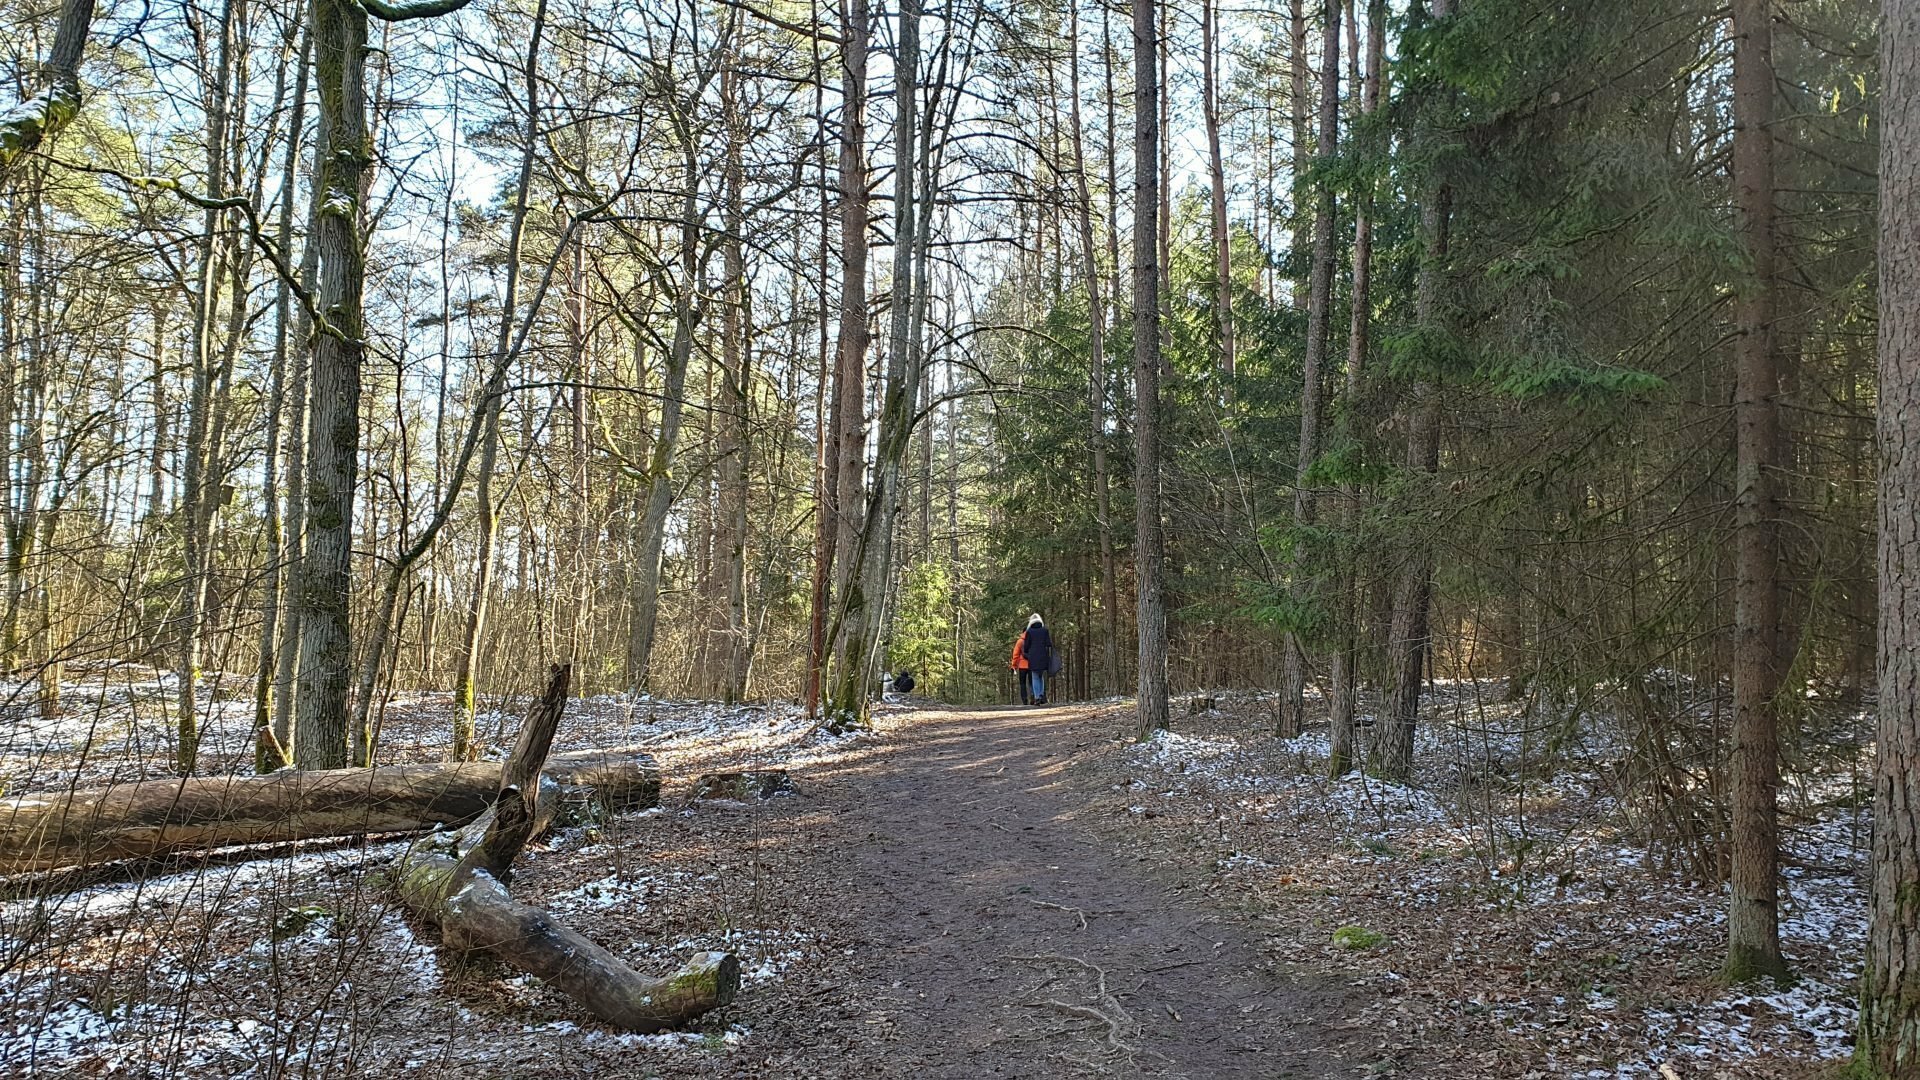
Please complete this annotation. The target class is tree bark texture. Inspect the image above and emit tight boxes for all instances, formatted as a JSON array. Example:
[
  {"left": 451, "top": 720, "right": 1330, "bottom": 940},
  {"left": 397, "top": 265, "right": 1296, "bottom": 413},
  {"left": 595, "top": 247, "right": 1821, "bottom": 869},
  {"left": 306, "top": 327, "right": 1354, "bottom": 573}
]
[
  {"left": 825, "top": 0, "right": 919, "bottom": 728},
  {"left": 808, "top": 0, "right": 871, "bottom": 716},
  {"left": 290, "top": 0, "right": 371, "bottom": 769},
  {"left": 1328, "top": 0, "right": 1383, "bottom": 777},
  {"left": 627, "top": 136, "right": 704, "bottom": 691},
  {"left": 712, "top": 67, "right": 751, "bottom": 703},
  {"left": 1856, "top": 0, "right": 1920, "bottom": 1071},
  {"left": 253, "top": 28, "right": 312, "bottom": 773},
  {"left": 1066, "top": 2, "right": 1122, "bottom": 698},
  {"left": 175, "top": 0, "right": 243, "bottom": 776},
  {"left": 1288, "top": 0, "right": 1309, "bottom": 310}
]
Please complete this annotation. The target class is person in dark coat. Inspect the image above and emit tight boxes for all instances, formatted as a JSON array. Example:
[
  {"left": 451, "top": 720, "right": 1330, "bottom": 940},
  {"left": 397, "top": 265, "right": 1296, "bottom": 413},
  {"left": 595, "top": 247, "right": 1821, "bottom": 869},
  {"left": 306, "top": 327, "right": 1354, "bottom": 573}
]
[{"left": 1020, "top": 613, "right": 1053, "bottom": 705}]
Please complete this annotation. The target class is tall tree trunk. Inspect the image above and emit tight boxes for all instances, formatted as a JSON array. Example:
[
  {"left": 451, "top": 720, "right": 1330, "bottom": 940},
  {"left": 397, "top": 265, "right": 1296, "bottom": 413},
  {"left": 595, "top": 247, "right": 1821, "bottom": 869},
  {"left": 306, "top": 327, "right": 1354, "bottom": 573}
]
[
  {"left": 176, "top": 0, "right": 243, "bottom": 775},
  {"left": 1, "top": 181, "right": 30, "bottom": 676},
  {"left": 1154, "top": 0, "right": 1170, "bottom": 341},
  {"left": 1725, "top": 0, "right": 1788, "bottom": 985},
  {"left": 1374, "top": 0, "right": 1452, "bottom": 783},
  {"left": 812, "top": 0, "right": 870, "bottom": 714},
  {"left": 714, "top": 61, "right": 751, "bottom": 703},
  {"left": 1132, "top": 0, "right": 1169, "bottom": 738},
  {"left": 1102, "top": 5, "right": 1124, "bottom": 371},
  {"left": 805, "top": 11, "right": 835, "bottom": 717},
  {"left": 1327, "top": 0, "right": 1382, "bottom": 777},
  {"left": 290, "top": 0, "right": 372, "bottom": 769},
  {"left": 825, "top": 0, "right": 918, "bottom": 728},
  {"left": 4, "top": 187, "right": 48, "bottom": 698},
  {"left": 273, "top": 214, "right": 320, "bottom": 757},
  {"left": 1288, "top": 0, "right": 1309, "bottom": 309},
  {"left": 1201, "top": 0, "right": 1233, "bottom": 379},
  {"left": 1858, "top": 1, "right": 1920, "bottom": 1067},
  {"left": 145, "top": 309, "right": 169, "bottom": 528},
  {"left": 567, "top": 235, "right": 590, "bottom": 666},
  {"left": 1277, "top": 0, "right": 1339, "bottom": 739},
  {"left": 916, "top": 367, "right": 933, "bottom": 562}
]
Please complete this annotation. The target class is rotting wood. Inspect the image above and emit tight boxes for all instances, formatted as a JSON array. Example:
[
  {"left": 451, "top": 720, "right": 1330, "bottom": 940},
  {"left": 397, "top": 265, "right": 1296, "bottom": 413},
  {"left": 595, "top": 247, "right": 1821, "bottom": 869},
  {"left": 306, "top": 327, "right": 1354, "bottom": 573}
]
[
  {"left": 397, "top": 855, "right": 739, "bottom": 1031},
  {"left": 397, "top": 662, "right": 739, "bottom": 1032}
]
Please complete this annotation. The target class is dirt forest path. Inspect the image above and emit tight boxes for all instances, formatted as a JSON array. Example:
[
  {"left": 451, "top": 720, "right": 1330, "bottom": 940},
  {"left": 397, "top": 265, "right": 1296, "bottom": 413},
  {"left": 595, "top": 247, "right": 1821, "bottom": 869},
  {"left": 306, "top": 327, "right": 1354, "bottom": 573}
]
[{"left": 737, "top": 704, "right": 1363, "bottom": 1078}]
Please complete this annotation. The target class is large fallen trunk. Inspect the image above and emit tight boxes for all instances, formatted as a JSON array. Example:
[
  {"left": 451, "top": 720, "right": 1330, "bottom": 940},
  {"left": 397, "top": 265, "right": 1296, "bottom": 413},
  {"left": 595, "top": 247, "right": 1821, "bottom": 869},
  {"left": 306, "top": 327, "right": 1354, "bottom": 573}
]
[
  {"left": 398, "top": 662, "right": 738, "bottom": 1032},
  {"left": 0, "top": 748, "right": 660, "bottom": 874}
]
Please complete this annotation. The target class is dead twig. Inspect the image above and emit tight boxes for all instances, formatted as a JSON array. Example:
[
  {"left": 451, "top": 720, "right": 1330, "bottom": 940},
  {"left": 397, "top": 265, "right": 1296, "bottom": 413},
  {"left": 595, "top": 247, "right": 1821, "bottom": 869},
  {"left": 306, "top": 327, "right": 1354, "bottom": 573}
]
[
  {"left": 1030, "top": 999, "right": 1134, "bottom": 1050},
  {"left": 1029, "top": 898, "right": 1090, "bottom": 930},
  {"left": 1008, "top": 952, "right": 1140, "bottom": 1051}
]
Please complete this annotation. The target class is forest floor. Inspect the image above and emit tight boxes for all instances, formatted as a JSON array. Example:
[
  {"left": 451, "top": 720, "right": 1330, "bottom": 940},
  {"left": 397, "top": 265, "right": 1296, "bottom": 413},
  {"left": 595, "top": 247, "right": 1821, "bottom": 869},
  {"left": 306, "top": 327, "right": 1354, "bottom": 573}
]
[{"left": 0, "top": 673, "right": 1866, "bottom": 1078}]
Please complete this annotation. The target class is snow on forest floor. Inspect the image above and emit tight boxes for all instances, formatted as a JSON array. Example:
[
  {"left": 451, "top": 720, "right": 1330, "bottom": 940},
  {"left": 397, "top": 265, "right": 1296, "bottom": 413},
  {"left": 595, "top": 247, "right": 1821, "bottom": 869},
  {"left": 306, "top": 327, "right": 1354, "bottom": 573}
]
[
  {"left": 0, "top": 670, "right": 1873, "bottom": 1078},
  {"left": 1084, "top": 681, "right": 1868, "bottom": 1079},
  {"left": 0, "top": 676, "right": 892, "bottom": 1077}
]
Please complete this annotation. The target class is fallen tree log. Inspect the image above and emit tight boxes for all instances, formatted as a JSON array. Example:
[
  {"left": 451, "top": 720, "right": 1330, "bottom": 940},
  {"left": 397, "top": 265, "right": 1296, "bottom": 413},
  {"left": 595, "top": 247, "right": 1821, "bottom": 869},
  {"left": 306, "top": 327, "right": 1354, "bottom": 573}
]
[
  {"left": 397, "top": 855, "right": 740, "bottom": 1031},
  {"left": 398, "top": 662, "right": 738, "bottom": 1032},
  {"left": 0, "top": 747, "right": 660, "bottom": 874}
]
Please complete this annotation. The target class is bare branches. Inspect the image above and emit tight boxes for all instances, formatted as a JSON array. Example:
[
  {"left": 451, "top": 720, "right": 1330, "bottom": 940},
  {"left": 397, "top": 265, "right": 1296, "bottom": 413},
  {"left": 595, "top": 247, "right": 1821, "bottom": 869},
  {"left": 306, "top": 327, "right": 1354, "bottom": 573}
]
[{"left": 54, "top": 160, "right": 336, "bottom": 340}]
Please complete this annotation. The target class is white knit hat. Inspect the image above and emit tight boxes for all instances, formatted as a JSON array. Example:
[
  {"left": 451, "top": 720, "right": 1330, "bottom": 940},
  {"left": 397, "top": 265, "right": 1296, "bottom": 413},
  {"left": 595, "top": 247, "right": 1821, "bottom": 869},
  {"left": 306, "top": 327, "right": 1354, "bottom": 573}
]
[{"left": 1028, "top": 613, "right": 1043, "bottom": 626}]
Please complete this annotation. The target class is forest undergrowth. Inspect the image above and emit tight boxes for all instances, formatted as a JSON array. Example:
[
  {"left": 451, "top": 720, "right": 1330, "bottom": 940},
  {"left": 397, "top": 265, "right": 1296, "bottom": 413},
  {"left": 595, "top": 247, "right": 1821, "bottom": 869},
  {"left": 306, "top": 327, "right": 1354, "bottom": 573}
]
[
  {"left": 0, "top": 677, "right": 878, "bottom": 1077},
  {"left": 1084, "top": 684, "right": 1867, "bottom": 1079}
]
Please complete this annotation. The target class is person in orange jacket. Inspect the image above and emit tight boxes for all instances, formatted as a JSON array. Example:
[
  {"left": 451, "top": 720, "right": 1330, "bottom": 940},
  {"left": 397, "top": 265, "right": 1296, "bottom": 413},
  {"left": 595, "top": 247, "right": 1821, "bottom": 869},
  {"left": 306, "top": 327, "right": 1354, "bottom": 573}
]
[{"left": 1010, "top": 628, "right": 1032, "bottom": 705}]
